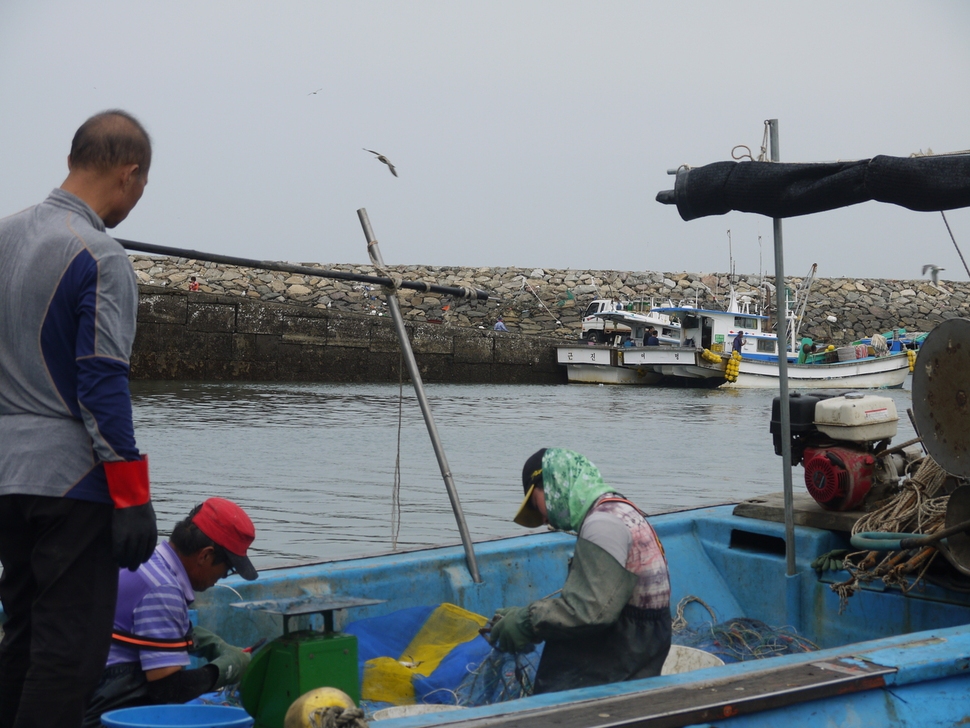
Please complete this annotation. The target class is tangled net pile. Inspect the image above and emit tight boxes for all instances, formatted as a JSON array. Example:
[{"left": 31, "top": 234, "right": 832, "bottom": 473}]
[
  {"left": 832, "top": 455, "right": 949, "bottom": 613},
  {"left": 450, "top": 648, "right": 541, "bottom": 706},
  {"left": 195, "top": 685, "right": 243, "bottom": 707},
  {"left": 671, "top": 596, "right": 818, "bottom": 662}
]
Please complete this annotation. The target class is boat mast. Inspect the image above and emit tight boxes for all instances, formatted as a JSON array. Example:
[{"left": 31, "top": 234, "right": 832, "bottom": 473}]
[
  {"left": 767, "top": 121, "right": 799, "bottom": 590},
  {"left": 357, "top": 208, "right": 482, "bottom": 584}
]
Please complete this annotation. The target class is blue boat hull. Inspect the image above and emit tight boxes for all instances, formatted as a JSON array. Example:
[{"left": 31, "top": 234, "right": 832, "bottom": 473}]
[{"left": 191, "top": 503, "right": 970, "bottom": 726}]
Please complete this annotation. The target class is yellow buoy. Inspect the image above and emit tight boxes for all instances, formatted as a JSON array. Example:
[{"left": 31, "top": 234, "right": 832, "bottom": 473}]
[{"left": 284, "top": 687, "right": 356, "bottom": 728}]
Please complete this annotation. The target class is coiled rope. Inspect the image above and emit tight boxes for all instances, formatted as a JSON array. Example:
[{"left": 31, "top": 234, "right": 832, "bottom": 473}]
[{"left": 832, "top": 456, "right": 949, "bottom": 612}]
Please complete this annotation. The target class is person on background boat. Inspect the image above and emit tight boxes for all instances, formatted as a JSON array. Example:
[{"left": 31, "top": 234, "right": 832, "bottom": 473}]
[
  {"left": 488, "top": 449, "right": 671, "bottom": 694},
  {"left": 83, "top": 498, "right": 258, "bottom": 727},
  {"left": 0, "top": 110, "right": 158, "bottom": 728},
  {"left": 732, "top": 329, "right": 746, "bottom": 353},
  {"left": 797, "top": 337, "right": 815, "bottom": 364},
  {"left": 644, "top": 328, "right": 660, "bottom": 346}
]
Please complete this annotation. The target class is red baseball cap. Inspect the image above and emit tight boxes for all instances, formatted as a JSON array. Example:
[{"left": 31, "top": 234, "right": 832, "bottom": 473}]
[{"left": 192, "top": 498, "right": 257, "bottom": 580}]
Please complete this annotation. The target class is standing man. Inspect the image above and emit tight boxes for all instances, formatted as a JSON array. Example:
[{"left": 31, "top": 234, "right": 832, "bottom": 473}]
[
  {"left": 0, "top": 110, "right": 158, "bottom": 728},
  {"left": 83, "top": 499, "right": 258, "bottom": 727},
  {"left": 732, "top": 330, "right": 746, "bottom": 354},
  {"left": 489, "top": 449, "right": 671, "bottom": 693}
]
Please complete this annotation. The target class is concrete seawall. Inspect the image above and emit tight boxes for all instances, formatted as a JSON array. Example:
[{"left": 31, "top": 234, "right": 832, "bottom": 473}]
[{"left": 132, "top": 286, "right": 565, "bottom": 383}]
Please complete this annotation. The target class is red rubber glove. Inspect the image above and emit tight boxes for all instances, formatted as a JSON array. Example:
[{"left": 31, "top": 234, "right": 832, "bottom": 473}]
[{"left": 104, "top": 455, "right": 158, "bottom": 570}]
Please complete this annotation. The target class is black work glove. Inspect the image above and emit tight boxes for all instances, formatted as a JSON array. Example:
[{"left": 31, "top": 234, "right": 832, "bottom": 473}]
[
  {"left": 112, "top": 501, "right": 158, "bottom": 571},
  {"left": 104, "top": 456, "right": 158, "bottom": 570}
]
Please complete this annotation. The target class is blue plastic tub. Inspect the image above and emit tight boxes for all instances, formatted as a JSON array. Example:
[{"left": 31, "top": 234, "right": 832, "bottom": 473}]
[{"left": 100, "top": 705, "right": 253, "bottom": 728}]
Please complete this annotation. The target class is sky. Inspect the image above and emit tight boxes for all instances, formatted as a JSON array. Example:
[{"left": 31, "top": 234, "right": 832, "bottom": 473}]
[{"left": 1, "top": 1, "right": 968, "bottom": 282}]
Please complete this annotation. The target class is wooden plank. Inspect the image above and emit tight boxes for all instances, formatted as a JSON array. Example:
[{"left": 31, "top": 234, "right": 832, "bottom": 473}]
[
  {"left": 440, "top": 658, "right": 893, "bottom": 728},
  {"left": 732, "top": 491, "right": 864, "bottom": 532}
]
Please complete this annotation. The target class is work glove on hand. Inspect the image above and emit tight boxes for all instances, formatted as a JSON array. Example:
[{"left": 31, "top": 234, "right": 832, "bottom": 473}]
[
  {"left": 210, "top": 646, "right": 251, "bottom": 688},
  {"left": 488, "top": 606, "right": 537, "bottom": 654},
  {"left": 104, "top": 455, "right": 158, "bottom": 571},
  {"left": 811, "top": 549, "right": 850, "bottom": 573},
  {"left": 191, "top": 626, "right": 251, "bottom": 688}
]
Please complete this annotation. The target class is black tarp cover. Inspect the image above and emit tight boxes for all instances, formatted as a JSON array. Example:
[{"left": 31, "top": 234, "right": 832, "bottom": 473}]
[{"left": 656, "top": 154, "right": 970, "bottom": 221}]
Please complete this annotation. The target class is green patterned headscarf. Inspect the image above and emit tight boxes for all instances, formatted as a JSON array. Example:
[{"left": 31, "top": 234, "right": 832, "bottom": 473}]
[{"left": 540, "top": 449, "right": 616, "bottom": 532}]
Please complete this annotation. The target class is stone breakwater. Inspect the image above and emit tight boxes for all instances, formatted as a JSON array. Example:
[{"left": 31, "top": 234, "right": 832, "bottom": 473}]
[{"left": 131, "top": 255, "right": 966, "bottom": 343}]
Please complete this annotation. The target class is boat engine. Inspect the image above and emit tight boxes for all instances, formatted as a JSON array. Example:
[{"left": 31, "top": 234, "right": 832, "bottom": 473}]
[
  {"left": 771, "top": 392, "right": 905, "bottom": 511},
  {"left": 801, "top": 446, "right": 874, "bottom": 511}
]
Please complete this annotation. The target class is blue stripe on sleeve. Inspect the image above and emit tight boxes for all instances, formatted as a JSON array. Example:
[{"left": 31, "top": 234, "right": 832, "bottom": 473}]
[
  {"left": 41, "top": 248, "right": 139, "bottom": 462},
  {"left": 40, "top": 251, "right": 94, "bottom": 418},
  {"left": 77, "top": 357, "right": 139, "bottom": 461}
]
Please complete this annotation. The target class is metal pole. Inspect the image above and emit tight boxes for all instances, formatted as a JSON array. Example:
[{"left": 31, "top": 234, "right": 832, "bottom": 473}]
[
  {"left": 356, "top": 208, "right": 482, "bottom": 583},
  {"left": 768, "top": 120, "right": 797, "bottom": 577}
]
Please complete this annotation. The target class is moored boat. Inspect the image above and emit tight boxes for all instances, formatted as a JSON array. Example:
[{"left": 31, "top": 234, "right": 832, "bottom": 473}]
[{"left": 558, "top": 272, "right": 915, "bottom": 389}]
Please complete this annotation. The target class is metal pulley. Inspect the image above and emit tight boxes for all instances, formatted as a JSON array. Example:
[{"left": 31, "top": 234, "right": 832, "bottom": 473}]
[{"left": 912, "top": 317, "right": 970, "bottom": 478}]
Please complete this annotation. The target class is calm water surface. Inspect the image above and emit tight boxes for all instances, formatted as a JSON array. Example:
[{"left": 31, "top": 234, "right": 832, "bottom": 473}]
[{"left": 130, "top": 380, "right": 917, "bottom": 569}]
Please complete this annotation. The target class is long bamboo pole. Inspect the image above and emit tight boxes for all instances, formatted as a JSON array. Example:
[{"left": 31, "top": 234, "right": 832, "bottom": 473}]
[{"left": 116, "top": 238, "right": 492, "bottom": 301}]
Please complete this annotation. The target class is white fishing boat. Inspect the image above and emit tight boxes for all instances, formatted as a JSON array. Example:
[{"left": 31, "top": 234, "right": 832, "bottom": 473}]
[
  {"left": 559, "top": 267, "right": 914, "bottom": 389},
  {"left": 558, "top": 300, "right": 681, "bottom": 384}
]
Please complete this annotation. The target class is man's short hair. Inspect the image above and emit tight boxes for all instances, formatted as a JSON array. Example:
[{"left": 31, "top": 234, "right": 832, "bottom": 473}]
[
  {"left": 170, "top": 504, "right": 231, "bottom": 566},
  {"left": 69, "top": 109, "right": 152, "bottom": 174}
]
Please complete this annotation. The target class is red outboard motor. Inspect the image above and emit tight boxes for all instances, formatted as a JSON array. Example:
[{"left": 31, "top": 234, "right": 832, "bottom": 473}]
[{"left": 802, "top": 446, "right": 875, "bottom": 511}]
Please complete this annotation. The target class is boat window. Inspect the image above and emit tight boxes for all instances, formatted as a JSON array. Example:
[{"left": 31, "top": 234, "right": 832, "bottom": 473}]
[
  {"left": 734, "top": 316, "right": 759, "bottom": 330},
  {"left": 756, "top": 339, "right": 776, "bottom": 354}
]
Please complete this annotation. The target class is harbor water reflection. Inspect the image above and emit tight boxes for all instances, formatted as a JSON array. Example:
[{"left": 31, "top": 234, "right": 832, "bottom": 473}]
[{"left": 131, "top": 380, "right": 917, "bottom": 569}]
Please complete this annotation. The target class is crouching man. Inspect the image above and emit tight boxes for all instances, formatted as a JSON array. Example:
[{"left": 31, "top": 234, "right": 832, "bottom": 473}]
[
  {"left": 83, "top": 498, "right": 258, "bottom": 726},
  {"left": 489, "top": 449, "right": 671, "bottom": 694}
]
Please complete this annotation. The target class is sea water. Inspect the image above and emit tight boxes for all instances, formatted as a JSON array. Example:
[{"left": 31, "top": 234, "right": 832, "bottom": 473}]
[{"left": 131, "top": 380, "right": 918, "bottom": 569}]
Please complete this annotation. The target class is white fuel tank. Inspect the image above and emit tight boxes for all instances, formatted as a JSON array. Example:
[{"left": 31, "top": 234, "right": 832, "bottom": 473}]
[{"left": 814, "top": 393, "right": 898, "bottom": 442}]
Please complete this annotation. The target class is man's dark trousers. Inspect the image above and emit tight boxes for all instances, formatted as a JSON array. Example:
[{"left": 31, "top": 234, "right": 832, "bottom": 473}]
[{"left": 0, "top": 495, "right": 117, "bottom": 728}]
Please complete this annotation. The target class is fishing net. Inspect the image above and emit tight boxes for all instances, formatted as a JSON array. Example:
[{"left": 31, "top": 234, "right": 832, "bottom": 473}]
[
  {"left": 671, "top": 596, "right": 818, "bottom": 663},
  {"left": 192, "top": 685, "right": 244, "bottom": 707},
  {"left": 451, "top": 647, "right": 542, "bottom": 706}
]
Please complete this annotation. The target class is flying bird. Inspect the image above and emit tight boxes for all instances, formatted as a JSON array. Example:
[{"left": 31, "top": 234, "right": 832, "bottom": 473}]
[
  {"left": 307, "top": 88, "right": 323, "bottom": 96},
  {"left": 364, "top": 149, "right": 398, "bottom": 177},
  {"left": 922, "top": 264, "right": 945, "bottom": 286}
]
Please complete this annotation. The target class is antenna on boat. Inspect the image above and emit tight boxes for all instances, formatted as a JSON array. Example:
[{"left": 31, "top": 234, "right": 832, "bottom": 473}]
[{"left": 357, "top": 208, "right": 482, "bottom": 584}]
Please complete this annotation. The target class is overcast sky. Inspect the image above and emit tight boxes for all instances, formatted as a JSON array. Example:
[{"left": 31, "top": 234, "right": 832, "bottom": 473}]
[{"left": 2, "top": 1, "right": 968, "bottom": 282}]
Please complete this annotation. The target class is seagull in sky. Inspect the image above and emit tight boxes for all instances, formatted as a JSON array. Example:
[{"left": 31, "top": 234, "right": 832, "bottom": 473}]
[
  {"left": 363, "top": 149, "right": 398, "bottom": 177},
  {"left": 922, "top": 264, "right": 944, "bottom": 286},
  {"left": 307, "top": 88, "right": 323, "bottom": 96}
]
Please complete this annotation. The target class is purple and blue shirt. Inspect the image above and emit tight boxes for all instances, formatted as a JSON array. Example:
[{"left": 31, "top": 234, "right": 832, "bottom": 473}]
[{"left": 108, "top": 542, "right": 195, "bottom": 671}]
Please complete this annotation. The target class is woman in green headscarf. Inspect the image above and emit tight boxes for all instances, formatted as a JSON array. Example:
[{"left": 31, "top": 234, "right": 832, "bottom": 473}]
[{"left": 488, "top": 448, "right": 671, "bottom": 694}]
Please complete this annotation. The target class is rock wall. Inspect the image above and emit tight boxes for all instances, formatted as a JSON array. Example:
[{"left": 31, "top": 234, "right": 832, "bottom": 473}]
[{"left": 131, "top": 254, "right": 967, "bottom": 345}]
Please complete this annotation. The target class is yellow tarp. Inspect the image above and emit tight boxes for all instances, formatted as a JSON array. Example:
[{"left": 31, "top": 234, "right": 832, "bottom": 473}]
[{"left": 361, "top": 603, "right": 488, "bottom": 705}]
